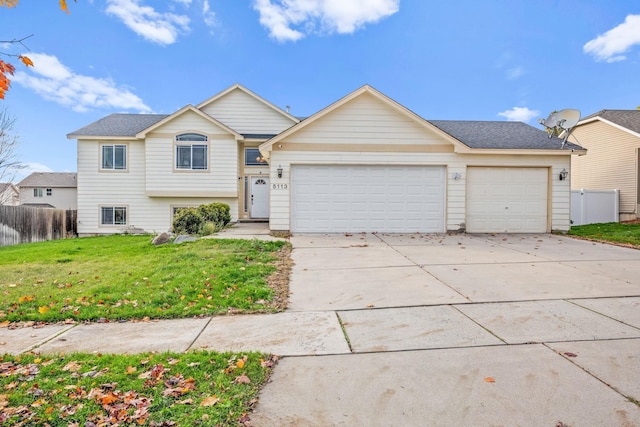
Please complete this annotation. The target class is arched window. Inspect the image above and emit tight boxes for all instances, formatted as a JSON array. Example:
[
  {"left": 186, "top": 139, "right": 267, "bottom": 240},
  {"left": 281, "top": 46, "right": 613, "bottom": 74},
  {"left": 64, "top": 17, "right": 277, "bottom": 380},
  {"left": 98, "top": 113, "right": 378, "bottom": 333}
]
[{"left": 175, "top": 133, "right": 208, "bottom": 170}]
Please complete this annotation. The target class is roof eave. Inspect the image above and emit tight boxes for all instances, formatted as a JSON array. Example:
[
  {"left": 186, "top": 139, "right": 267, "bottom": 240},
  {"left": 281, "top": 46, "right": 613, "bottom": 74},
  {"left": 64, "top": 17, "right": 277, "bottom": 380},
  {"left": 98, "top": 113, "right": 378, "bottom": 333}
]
[
  {"left": 67, "top": 134, "right": 140, "bottom": 140},
  {"left": 462, "top": 148, "right": 587, "bottom": 155}
]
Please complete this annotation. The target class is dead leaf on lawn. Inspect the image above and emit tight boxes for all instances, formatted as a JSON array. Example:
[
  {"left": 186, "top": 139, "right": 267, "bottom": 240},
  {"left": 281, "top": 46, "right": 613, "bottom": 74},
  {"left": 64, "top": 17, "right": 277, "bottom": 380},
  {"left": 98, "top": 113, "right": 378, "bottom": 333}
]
[
  {"left": 200, "top": 395, "right": 219, "bottom": 407},
  {"left": 234, "top": 374, "right": 251, "bottom": 384}
]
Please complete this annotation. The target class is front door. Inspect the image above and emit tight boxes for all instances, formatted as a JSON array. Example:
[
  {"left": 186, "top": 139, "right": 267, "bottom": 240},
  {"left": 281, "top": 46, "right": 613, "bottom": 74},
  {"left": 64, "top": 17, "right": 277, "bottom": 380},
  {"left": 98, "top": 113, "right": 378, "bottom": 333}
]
[{"left": 250, "top": 176, "right": 269, "bottom": 218}]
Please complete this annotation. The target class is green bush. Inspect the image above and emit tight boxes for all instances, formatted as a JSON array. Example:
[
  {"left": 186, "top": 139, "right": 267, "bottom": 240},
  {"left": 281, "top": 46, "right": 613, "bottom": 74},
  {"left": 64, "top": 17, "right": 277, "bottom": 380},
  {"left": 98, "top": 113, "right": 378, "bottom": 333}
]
[
  {"left": 172, "top": 208, "right": 203, "bottom": 235},
  {"left": 172, "top": 203, "right": 231, "bottom": 236},
  {"left": 198, "top": 202, "right": 231, "bottom": 226}
]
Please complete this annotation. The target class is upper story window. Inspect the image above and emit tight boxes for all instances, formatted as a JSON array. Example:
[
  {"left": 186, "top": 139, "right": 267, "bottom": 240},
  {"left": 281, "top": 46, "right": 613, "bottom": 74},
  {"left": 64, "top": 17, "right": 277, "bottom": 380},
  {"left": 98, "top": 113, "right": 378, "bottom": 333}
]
[
  {"left": 176, "top": 133, "right": 208, "bottom": 170},
  {"left": 101, "top": 144, "right": 127, "bottom": 170},
  {"left": 46, "top": 188, "right": 52, "bottom": 196},
  {"left": 33, "top": 188, "right": 43, "bottom": 198},
  {"left": 245, "top": 148, "right": 268, "bottom": 166}
]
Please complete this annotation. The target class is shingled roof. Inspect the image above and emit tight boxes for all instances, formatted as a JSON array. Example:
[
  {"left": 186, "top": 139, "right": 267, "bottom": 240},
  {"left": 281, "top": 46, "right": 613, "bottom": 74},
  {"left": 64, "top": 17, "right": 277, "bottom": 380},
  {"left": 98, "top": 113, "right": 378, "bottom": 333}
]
[
  {"left": 579, "top": 110, "right": 640, "bottom": 134},
  {"left": 428, "top": 120, "right": 584, "bottom": 150},
  {"left": 18, "top": 172, "right": 77, "bottom": 188},
  {"left": 67, "top": 114, "right": 168, "bottom": 137}
]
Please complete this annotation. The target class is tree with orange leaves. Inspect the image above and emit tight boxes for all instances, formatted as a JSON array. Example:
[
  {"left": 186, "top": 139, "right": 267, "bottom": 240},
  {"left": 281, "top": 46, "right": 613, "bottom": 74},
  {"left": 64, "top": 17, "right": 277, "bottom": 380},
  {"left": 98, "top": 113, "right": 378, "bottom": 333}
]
[{"left": 0, "top": 0, "right": 74, "bottom": 99}]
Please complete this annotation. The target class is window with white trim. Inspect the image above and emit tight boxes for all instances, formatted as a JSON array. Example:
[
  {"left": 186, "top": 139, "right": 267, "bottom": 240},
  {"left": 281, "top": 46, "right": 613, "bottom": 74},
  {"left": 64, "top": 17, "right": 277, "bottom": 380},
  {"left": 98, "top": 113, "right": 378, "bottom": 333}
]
[
  {"left": 101, "top": 206, "right": 127, "bottom": 225},
  {"left": 245, "top": 148, "right": 268, "bottom": 166},
  {"left": 101, "top": 144, "right": 127, "bottom": 170},
  {"left": 33, "top": 188, "right": 43, "bottom": 197},
  {"left": 176, "top": 133, "right": 208, "bottom": 170}
]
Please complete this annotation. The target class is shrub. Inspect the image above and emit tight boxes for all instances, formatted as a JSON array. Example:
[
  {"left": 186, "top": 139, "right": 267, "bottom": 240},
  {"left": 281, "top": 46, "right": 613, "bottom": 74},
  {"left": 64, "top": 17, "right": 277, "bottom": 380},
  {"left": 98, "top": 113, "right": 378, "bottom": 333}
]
[
  {"left": 198, "top": 202, "right": 231, "bottom": 226},
  {"left": 172, "top": 208, "right": 203, "bottom": 235},
  {"left": 172, "top": 203, "right": 231, "bottom": 236}
]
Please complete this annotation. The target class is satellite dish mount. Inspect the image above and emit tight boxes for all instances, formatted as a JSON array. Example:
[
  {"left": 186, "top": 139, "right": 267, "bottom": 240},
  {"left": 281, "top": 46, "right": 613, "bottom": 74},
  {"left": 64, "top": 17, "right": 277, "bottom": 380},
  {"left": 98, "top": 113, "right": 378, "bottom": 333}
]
[{"left": 539, "top": 109, "right": 581, "bottom": 148}]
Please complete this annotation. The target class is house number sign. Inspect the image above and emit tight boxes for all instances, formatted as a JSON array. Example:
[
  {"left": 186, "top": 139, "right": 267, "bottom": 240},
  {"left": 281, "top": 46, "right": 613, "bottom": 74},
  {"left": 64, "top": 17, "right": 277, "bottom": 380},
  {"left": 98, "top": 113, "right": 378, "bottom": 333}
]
[{"left": 272, "top": 183, "right": 288, "bottom": 190}]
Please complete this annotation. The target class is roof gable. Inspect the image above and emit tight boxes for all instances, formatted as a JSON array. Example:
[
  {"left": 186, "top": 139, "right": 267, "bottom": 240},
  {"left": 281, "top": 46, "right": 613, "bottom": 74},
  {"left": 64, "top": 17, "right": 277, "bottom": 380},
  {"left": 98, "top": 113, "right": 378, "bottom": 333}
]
[
  {"left": 578, "top": 110, "right": 640, "bottom": 138},
  {"left": 135, "top": 105, "right": 241, "bottom": 139},
  {"left": 197, "top": 84, "right": 299, "bottom": 134},
  {"left": 260, "top": 85, "right": 466, "bottom": 155}
]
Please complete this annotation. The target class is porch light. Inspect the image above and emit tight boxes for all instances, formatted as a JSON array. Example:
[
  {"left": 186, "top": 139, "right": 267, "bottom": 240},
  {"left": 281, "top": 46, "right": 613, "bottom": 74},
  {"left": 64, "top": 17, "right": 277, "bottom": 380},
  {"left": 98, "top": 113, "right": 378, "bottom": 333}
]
[
  {"left": 559, "top": 169, "right": 568, "bottom": 181},
  {"left": 277, "top": 167, "right": 283, "bottom": 178}
]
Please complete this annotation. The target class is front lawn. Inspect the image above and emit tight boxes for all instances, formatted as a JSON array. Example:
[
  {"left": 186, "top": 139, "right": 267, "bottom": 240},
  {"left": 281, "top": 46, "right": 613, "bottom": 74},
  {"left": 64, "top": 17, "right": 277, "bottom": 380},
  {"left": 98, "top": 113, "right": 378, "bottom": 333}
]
[
  {"left": 0, "top": 235, "right": 289, "bottom": 323},
  {"left": 0, "top": 350, "right": 276, "bottom": 426},
  {"left": 568, "top": 221, "right": 640, "bottom": 248}
]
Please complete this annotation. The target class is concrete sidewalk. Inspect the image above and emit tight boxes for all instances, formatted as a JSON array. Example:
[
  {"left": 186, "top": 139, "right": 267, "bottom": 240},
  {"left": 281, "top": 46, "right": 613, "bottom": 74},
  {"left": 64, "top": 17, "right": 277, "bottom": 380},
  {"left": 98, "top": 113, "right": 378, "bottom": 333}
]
[{"left": 3, "top": 230, "right": 640, "bottom": 426}]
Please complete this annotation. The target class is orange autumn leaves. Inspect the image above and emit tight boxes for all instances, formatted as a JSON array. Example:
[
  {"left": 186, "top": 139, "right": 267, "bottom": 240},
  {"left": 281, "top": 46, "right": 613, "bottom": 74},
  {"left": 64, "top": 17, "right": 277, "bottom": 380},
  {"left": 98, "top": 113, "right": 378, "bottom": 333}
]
[{"left": 0, "top": 0, "right": 73, "bottom": 98}]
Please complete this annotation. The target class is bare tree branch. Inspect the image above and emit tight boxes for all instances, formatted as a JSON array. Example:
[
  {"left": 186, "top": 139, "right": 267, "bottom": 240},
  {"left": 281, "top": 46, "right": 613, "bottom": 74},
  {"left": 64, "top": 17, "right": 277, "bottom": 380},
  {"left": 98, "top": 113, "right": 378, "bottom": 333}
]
[{"left": 0, "top": 106, "right": 25, "bottom": 185}]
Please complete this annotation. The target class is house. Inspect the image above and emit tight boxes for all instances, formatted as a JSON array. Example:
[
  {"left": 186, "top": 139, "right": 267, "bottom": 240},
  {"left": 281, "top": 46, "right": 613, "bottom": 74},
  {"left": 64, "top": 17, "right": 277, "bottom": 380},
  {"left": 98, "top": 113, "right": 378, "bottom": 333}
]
[
  {"left": 569, "top": 110, "right": 640, "bottom": 221},
  {"left": 68, "top": 84, "right": 584, "bottom": 236},
  {"left": 0, "top": 182, "right": 19, "bottom": 206},
  {"left": 17, "top": 172, "right": 78, "bottom": 210}
]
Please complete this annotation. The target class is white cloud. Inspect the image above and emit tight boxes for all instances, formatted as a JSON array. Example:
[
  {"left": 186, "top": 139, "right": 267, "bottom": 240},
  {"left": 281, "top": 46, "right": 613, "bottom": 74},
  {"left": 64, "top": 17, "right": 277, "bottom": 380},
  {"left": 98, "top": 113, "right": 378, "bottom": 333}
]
[
  {"left": 584, "top": 14, "right": 640, "bottom": 62},
  {"left": 202, "top": 0, "right": 216, "bottom": 29},
  {"left": 105, "top": 0, "right": 191, "bottom": 45},
  {"left": 12, "top": 53, "right": 151, "bottom": 113},
  {"left": 497, "top": 107, "right": 540, "bottom": 122},
  {"left": 506, "top": 66, "right": 524, "bottom": 80},
  {"left": 253, "top": 0, "right": 400, "bottom": 42}
]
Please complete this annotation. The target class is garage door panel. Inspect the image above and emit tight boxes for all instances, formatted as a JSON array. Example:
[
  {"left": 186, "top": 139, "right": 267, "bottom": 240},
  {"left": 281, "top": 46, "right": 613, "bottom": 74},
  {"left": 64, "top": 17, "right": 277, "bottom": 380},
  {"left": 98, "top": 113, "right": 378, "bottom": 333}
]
[
  {"left": 467, "top": 167, "right": 548, "bottom": 233},
  {"left": 291, "top": 165, "right": 445, "bottom": 233}
]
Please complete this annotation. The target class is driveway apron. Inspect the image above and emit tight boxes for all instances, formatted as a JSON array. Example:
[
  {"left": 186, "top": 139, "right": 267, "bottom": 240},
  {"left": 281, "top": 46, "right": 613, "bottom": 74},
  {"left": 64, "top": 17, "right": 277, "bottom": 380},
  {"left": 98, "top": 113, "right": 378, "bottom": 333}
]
[{"left": 251, "top": 233, "right": 640, "bottom": 426}]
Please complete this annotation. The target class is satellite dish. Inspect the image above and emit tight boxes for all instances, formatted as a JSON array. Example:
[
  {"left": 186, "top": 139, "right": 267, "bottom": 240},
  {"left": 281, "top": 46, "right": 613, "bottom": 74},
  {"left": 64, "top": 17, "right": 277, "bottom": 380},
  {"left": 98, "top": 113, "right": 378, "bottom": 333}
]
[
  {"left": 539, "top": 111, "right": 560, "bottom": 129},
  {"left": 539, "top": 109, "right": 581, "bottom": 148},
  {"left": 556, "top": 109, "right": 580, "bottom": 131}
]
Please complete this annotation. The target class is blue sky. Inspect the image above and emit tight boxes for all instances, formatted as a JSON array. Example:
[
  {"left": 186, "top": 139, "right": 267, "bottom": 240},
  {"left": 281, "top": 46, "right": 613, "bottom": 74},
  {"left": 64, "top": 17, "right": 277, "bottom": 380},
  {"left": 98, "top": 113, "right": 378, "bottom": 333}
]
[{"left": 2, "top": 0, "right": 640, "bottom": 181}]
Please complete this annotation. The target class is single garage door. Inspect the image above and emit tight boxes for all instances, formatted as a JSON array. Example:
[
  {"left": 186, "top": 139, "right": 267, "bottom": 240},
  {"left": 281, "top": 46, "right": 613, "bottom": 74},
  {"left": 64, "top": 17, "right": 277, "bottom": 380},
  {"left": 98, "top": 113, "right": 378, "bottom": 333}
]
[
  {"left": 291, "top": 165, "right": 445, "bottom": 233},
  {"left": 466, "top": 167, "right": 548, "bottom": 233}
]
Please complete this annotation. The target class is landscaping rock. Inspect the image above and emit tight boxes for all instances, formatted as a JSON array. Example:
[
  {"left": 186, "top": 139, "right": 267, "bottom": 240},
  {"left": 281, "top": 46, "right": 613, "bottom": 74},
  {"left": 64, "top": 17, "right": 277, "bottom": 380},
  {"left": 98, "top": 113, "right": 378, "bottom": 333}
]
[
  {"left": 152, "top": 232, "right": 171, "bottom": 245},
  {"left": 174, "top": 235, "right": 198, "bottom": 244}
]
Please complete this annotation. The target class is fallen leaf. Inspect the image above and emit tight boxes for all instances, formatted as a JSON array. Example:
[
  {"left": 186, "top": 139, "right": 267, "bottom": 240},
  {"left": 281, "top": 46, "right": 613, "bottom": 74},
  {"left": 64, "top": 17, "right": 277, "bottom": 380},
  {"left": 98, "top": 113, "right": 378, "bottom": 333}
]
[
  {"left": 38, "top": 306, "right": 50, "bottom": 314},
  {"left": 563, "top": 352, "right": 578, "bottom": 358},
  {"left": 126, "top": 366, "right": 137, "bottom": 374},
  {"left": 235, "top": 374, "right": 251, "bottom": 384},
  {"left": 236, "top": 359, "right": 245, "bottom": 369},
  {"left": 484, "top": 377, "right": 495, "bottom": 383},
  {"left": 200, "top": 395, "right": 219, "bottom": 407}
]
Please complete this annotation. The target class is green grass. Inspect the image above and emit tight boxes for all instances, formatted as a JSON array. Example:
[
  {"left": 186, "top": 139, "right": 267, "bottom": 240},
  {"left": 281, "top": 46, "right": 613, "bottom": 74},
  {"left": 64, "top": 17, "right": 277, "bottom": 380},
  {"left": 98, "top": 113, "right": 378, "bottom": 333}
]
[
  {"left": 0, "top": 235, "right": 287, "bottom": 323},
  {"left": 0, "top": 351, "right": 276, "bottom": 426},
  {"left": 568, "top": 222, "right": 640, "bottom": 247}
]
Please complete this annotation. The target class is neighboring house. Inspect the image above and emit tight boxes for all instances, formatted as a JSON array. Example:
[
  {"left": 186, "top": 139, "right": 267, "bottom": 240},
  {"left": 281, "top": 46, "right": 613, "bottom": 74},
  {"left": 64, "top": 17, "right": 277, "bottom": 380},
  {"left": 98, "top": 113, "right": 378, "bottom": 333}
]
[
  {"left": 569, "top": 110, "right": 640, "bottom": 221},
  {"left": 0, "top": 182, "right": 19, "bottom": 206},
  {"left": 17, "top": 172, "right": 78, "bottom": 210},
  {"left": 68, "top": 84, "right": 584, "bottom": 236}
]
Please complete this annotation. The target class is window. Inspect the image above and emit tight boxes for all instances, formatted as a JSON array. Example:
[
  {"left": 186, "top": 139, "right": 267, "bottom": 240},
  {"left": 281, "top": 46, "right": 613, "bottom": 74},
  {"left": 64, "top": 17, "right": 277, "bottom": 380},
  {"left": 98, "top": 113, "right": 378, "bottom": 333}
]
[
  {"left": 46, "top": 188, "right": 52, "bottom": 196},
  {"left": 102, "top": 144, "right": 127, "bottom": 170},
  {"left": 101, "top": 206, "right": 127, "bottom": 225},
  {"left": 245, "top": 148, "right": 268, "bottom": 166},
  {"left": 33, "top": 188, "right": 43, "bottom": 198},
  {"left": 175, "top": 133, "right": 208, "bottom": 170}
]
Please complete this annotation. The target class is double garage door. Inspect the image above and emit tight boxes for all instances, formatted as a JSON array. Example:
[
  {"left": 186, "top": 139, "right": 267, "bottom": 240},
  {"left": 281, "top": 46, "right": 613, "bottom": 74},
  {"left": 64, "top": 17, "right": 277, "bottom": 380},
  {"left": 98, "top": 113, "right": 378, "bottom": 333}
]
[
  {"left": 290, "top": 165, "right": 549, "bottom": 233},
  {"left": 291, "top": 165, "right": 445, "bottom": 233}
]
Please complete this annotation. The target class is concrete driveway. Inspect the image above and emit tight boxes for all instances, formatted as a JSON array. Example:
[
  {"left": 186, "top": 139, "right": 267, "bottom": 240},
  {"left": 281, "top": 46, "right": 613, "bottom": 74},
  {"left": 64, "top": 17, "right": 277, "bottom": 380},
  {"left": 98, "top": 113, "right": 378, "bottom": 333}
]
[{"left": 251, "top": 233, "right": 640, "bottom": 426}]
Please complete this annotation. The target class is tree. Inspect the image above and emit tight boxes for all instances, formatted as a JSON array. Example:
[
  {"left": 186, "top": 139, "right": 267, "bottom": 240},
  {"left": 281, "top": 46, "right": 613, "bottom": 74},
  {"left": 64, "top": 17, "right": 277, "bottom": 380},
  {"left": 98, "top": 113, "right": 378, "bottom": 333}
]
[
  {"left": 0, "top": 106, "right": 24, "bottom": 183},
  {"left": 0, "top": 0, "right": 74, "bottom": 99}
]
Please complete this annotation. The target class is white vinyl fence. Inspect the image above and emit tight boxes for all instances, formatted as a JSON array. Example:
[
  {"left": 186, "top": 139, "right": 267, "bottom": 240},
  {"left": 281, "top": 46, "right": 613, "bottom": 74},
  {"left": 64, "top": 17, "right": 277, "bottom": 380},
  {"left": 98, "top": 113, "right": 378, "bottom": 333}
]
[{"left": 571, "top": 189, "right": 619, "bottom": 226}]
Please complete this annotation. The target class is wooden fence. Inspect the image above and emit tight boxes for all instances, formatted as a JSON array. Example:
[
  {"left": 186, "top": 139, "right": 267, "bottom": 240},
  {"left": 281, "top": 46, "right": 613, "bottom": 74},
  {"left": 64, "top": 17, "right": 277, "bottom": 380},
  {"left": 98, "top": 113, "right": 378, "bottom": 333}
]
[{"left": 0, "top": 205, "right": 77, "bottom": 246}]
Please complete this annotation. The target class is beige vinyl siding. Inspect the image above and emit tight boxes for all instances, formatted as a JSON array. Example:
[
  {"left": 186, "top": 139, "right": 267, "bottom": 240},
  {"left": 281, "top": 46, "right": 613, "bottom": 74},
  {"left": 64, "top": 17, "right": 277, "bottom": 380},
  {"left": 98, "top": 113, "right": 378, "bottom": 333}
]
[
  {"left": 289, "top": 93, "right": 444, "bottom": 146},
  {"left": 144, "top": 111, "right": 238, "bottom": 196},
  {"left": 77, "top": 138, "right": 238, "bottom": 236},
  {"left": 200, "top": 88, "right": 296, "bottom": 135},
  {"left": 570, "top": 121, "right": 638, "bottom": 214}
]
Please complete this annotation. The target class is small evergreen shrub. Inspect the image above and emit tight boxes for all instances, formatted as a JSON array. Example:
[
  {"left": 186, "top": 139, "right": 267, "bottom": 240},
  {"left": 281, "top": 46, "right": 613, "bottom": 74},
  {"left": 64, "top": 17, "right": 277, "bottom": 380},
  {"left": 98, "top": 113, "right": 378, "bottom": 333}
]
[{"left": 172, "top": 202, "right": 231, "bottom": 236}]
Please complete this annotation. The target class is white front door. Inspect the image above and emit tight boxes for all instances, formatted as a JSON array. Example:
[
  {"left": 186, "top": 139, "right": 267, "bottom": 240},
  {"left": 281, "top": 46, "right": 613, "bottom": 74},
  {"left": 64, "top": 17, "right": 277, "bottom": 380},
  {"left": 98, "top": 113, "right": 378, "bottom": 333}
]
[{"left": 251, "top": 176, "right": 270, "bottom": 218}]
